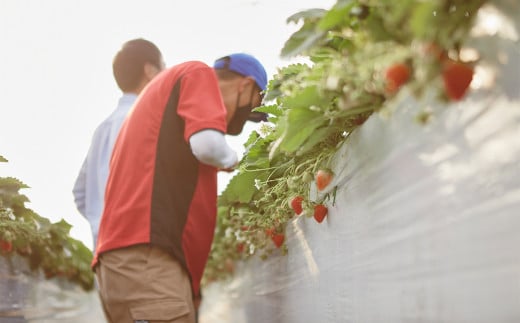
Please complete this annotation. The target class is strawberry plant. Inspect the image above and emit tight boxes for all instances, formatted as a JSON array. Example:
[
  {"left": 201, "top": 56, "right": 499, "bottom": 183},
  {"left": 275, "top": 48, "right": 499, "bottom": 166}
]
[
  {"left": 0, "top": 155, "right": 94, "bottom": 291},
  {"left": 202, "top": 0, "right": 488, "bottom": 285}
]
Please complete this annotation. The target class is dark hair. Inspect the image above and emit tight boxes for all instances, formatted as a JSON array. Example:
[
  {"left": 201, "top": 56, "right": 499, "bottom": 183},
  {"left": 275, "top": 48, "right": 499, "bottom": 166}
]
[
  {"left": 214, "top": 67, "right": 244, "bottom": 81},
  {"left": 112, "top": 38, "right": 162, "bottom": 92}
]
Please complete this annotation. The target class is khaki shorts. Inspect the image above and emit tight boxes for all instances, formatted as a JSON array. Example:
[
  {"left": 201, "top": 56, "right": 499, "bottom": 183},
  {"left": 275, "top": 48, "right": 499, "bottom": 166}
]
[{"left": 95, "top": 245, "right": 195, "bottom": 323}]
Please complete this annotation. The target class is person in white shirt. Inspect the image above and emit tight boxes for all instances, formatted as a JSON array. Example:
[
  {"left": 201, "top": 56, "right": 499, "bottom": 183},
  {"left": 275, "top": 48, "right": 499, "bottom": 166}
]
[{"left": 72, "top": 38, "right": 165, "bottom": 249}]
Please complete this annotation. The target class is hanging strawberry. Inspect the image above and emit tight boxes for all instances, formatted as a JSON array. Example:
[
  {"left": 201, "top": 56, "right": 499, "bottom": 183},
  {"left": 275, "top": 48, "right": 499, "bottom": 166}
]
[
  {"left": 0, "top": 231, "right": 14, "bottom": 254},
  {"left": 313, "top": 204, "right": 328, "bottom": 223},
  {"left": 271, "top": 233, "right": 285, "bottom": 248},
  {"left": 290, "top": 195, "right": 304, "bottom": 215},
  {"left": 384, "top": 63, "right": 411, "bottom": 94},
  {"left": 442, "top": 59, "right": 474, "bottom": 101},
  {"left": 0, "top": 240, "right": 13, "bottom": 253},
  {"left": 315, "top": 169, "right": 333, "bottom": 191}
]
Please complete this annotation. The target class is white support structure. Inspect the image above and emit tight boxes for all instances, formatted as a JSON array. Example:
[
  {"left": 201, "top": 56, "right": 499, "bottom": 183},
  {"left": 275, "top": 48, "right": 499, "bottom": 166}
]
[{"left": 200, "top": 4, "right": 520, "bottom": 322}]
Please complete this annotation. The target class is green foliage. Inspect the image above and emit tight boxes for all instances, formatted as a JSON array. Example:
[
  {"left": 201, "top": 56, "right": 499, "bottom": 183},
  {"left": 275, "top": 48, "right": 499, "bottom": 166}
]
[
  {"left": 281, "top": 9, "right": 328, "bottom": 57},
  {"left": 0, "top": 159, "right": 94, "bottom": 291},
  {"left": 203, "top": 0, "right": 487, "bottom": 284}
]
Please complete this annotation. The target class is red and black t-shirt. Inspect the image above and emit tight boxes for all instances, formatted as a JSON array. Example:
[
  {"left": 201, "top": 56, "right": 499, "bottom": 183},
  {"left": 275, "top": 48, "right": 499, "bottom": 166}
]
[{"left": 92, "top": 61, "right": 228, "bottom": 296}]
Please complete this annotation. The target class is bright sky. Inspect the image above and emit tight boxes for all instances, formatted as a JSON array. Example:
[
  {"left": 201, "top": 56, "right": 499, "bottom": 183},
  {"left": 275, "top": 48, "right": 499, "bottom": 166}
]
[{"left": 0, "top": 0, "right": 336, "bottom": 249}]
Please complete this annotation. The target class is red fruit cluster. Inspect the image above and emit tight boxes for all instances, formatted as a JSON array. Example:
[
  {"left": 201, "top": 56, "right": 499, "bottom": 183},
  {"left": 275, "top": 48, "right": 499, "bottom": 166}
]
[
  {"left": 442, "top": 60, "right": 474, "bottom": 101},
  {"left": 315, "top": 169, "right": 333, "bottom": 191},
  {"left": 0, "top": 240, "right": 13, "bottom": 253},
  {"left": 313, "top": 204, "right": 328, "bottom": 223},
  {"left": 384, "top": 63, "right": 411, "bottom": 94},
  {"left": 290, "top": 196, "right": 304, "bottom": 215}
]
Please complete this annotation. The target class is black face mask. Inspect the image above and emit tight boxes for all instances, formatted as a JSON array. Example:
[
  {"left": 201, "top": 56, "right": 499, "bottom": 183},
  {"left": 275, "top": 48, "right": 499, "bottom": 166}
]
[
  {"left": 227, "top": 102, "right": 253, "bottom": 135},
  {"left": 227, "top": 85, "right": 258, "bottom": 135}
]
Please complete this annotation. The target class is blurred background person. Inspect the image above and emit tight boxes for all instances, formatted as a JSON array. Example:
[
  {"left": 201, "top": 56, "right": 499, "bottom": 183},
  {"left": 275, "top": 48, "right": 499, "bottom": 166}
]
[{"left": 72, "top": 38, "right": 165, "bottom": 250}]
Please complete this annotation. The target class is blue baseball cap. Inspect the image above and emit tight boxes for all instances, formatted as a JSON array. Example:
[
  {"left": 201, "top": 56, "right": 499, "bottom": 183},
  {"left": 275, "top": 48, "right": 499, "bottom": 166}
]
[{"left": 213, "top": 53, "right": 268, "bottom": 91}]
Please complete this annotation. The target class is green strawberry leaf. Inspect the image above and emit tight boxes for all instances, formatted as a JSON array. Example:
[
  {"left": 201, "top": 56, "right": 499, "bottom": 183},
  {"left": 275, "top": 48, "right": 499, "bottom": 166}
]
[
  {"left": 410, "top": 2, "right": 438, "bottom": 39},
  {"left": 280, "top": 107, "right": 326, "bottom": 153},
  {"left": 220, "top": 170, "right": 266, "bottom": 205},
  {"left": 318, "top": 1, "right": 353, "bottom": 30},
  {"left": 281, "top": 24, "right": 326, "bottom": 58},
  {"left": 281, "top": 85, "right": 324, "bottom": 109},
  {"left": 286, "top": 8, "right": 327, "bottom": 24},
  {"left": 296, "top": 126, "right": 331, "bottom": 155},
  {"left": 254, "top": 104, "right": 283, "bottom": 117}
]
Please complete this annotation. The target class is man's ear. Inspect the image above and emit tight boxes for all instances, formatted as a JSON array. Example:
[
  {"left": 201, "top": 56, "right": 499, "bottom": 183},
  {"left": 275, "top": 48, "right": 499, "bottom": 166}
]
[
  {"left": 143, "top": 62, "right": 160, "bottom": 81},
  {"left": 238, "top": 76, "right": 255, "bottom": 92}
]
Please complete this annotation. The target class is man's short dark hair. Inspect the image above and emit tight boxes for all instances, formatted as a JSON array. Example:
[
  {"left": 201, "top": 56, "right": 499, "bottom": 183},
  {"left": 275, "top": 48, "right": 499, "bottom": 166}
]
[{"left": 112, "top": 38, "right": 162, "bottom": 92}]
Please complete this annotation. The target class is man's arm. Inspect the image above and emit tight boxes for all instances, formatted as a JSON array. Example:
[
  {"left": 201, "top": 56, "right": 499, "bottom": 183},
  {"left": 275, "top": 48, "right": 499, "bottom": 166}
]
[
  {"left": 189, "top": 129, "right": 238, "bottom": 170},
  {"left": 72, "top": 158, "right": 87, "bottom": 217}
]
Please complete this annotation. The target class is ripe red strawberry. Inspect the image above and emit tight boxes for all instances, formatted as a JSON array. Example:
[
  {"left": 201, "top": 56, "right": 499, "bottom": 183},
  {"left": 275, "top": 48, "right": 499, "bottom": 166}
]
[
  {"left": 315, "top": 169, "right": 333, "bottom": 191},
  {"left": 313, "top": 204, "right": 328, "bottom": 223},
  {"left": 385, "top": 63, "right": 411, "bottom": 94},
  {"left": 237, "top": 242, "right": 245, "bottom": 253},
  {"left": 0, "top": 240, "right": 13, "bottom": 253},
  {"left": 265, "top": 228, "right": 275, "bottom": 238},
  {"left": 271, "top": 233, "right": 285, "bottom": 248},
  {"left": 290, "top": 196, "right": 304, "bottom": 215},
  {"left": 442, "top": 60, "right": 473, "bottom": 101}
]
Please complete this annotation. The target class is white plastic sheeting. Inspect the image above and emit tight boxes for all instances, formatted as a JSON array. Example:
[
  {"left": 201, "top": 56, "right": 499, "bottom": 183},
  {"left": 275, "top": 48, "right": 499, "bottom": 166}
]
[
  {"left": 199, "top": 4, "right": 520, "bottom": 322},
  {"left": 0, "top": 255, "right": 105, "bottom": 322},
  {"left": 200, "top": 93, "right": 520, "bottom": 323}
]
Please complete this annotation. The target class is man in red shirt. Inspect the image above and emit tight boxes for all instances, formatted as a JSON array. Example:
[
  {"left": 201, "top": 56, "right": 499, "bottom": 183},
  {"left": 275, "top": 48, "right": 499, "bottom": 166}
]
[{"left": 93, "top": 53, "right": 267, "bottom": 323}]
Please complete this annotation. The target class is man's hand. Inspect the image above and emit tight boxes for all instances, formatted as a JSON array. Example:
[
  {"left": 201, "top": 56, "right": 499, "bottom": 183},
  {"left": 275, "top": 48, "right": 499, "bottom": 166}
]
[{"left": 219, "top": 162, "right": 238, "bottom": 173}]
